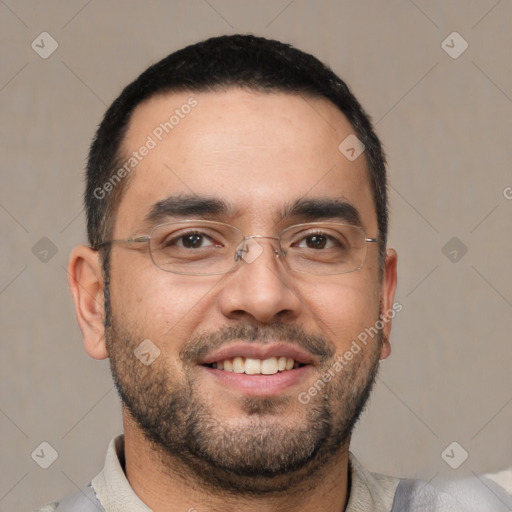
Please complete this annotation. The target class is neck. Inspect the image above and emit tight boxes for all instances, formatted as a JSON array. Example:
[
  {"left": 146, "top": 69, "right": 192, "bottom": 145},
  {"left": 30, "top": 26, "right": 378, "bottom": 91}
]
[{"left": 123, "top": 414, "right": 351, "bottom": 512}]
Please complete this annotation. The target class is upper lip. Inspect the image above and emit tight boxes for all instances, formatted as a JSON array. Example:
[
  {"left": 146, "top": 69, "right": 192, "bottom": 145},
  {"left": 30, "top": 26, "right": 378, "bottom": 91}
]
[{"left": 199, "top": 343, "right": 316, "bottom": 366}]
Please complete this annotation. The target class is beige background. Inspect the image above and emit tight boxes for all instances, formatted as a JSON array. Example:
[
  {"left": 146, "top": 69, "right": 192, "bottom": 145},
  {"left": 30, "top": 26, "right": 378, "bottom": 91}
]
[{"left": 1, "top": 1, "right": 511, "bottom": 510}]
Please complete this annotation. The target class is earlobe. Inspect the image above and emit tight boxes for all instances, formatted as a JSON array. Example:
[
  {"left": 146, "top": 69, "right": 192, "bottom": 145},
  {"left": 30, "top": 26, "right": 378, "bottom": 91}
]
[
  {"left": 379, "top": 335, "right": 391, "bottom": 360},
  {"left": 379, "top": 248, "right": 398, "bottom": 361},
  {"left": 67, "top": 245, "right": 109, "bottom": 360}
]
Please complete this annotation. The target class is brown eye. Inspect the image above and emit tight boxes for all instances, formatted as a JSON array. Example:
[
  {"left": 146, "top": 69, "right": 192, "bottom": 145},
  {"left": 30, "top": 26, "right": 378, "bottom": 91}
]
[
  {"left": 181, "top": 233, "right": 205, "bottom": 248},
  {"left": 296, "top": 233, "right": 338, "bottom": 250},
  {"left": 162, "top": 231, "right": 217, "bottom": 249},
  {"left": 305, "top": 235, "right": 327, "bottom": 249}
]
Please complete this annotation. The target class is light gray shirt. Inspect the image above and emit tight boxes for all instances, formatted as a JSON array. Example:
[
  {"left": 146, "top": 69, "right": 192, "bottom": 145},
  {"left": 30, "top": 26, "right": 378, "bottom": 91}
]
[{"left": 34, "top": 434, "right": 512, "bottom": 512}]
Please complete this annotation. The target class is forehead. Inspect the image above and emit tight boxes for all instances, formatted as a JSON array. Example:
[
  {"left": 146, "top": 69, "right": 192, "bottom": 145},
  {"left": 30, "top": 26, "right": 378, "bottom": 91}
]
[{"left": 115, "top": 88, "right": 375, "bottom": 234}]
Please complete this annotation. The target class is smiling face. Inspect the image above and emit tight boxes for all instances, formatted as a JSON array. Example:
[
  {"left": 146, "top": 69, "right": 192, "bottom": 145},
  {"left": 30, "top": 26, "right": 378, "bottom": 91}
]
[{"left": 100, "top": 88, "right": 397, "bottom": 492}]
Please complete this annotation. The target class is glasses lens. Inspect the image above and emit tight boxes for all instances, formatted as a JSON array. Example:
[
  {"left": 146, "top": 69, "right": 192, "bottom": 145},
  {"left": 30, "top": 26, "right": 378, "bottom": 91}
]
[
  {"left": 280, "top": 223, "right": 368, "bottom": 275},
  {"left": 146, "top": 221, "right": 370, "bottom": 276},
  {"left": 149, "top": 221, "right": 243, "bottom": 275}
]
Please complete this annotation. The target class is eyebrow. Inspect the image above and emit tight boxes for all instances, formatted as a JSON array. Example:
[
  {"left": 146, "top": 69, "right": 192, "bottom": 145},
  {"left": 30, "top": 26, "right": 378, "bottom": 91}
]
[
  {"left": 141, "top": 195, "right": 362, "bottom": 229},
  {"left": 281, "top": 197, "right": 362, "bottom": 226},
  {"left": 141, "top": 195, "right": 236, "bottom": 228}
]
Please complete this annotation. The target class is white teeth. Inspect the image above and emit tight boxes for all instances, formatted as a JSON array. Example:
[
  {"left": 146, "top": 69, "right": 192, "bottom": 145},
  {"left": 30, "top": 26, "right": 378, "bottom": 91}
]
[
  {"left": 211, "top": 356, "right": 298, "bottom": 374},
  {"left": 233, "top": 356, "right": 245, "bottom": 373},
  {"left": 245, "top": 358, "right": 261, "bottom": 375},
  {"left": 261, "top": 357, "right": 278, "bottom": 375}
]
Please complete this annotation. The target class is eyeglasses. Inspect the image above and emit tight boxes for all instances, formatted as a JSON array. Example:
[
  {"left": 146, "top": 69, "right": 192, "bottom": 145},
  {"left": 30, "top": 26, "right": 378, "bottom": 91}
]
[{"left": 98, "top": 220, "right": 379, "bottom": 276}]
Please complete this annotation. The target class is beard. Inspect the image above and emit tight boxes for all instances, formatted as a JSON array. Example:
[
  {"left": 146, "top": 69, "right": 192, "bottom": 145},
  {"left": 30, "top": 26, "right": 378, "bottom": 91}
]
[{"left": 104, "top": 291, "right": 382, "bottom": 495}]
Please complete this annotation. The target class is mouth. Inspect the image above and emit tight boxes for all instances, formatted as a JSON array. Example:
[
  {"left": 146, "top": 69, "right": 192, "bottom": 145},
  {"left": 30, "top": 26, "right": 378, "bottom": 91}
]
[
  {"left": 198, "top": 343, "right": 314, "bottom": 396},
  {"left": 204, "top": 356, "right": 305, "bottom": 375}
]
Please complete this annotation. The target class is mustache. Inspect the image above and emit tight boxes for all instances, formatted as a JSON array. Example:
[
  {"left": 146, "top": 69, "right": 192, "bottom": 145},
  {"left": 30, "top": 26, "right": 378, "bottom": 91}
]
[{"left": 179, "top": 323, "right": 335, "bottom": 365}]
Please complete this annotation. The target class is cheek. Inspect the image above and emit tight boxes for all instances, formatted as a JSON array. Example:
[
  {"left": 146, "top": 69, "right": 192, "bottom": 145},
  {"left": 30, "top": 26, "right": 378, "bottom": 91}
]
[
  {"left": 301, "top": 277, "right": 381, "bottom": 350},
  {"left": 111, "top": 260, "right": 223, "bottom": 342}
]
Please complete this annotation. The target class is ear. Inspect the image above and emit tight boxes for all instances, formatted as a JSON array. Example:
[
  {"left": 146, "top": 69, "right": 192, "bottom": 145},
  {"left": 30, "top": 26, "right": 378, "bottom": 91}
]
[
  {"left": 379, "top": 248, "right": 398, "bottom": 361},
  {"left": 67, "top": 245, "right": 108, "bottom": 360}
]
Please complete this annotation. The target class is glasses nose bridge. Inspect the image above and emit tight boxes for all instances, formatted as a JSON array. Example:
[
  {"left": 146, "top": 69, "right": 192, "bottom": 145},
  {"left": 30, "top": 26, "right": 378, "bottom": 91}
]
[
  {"left": 244, "top": 233, "right": 280, "bottom": 242},
  {"left": 234, "top": 234, "right": 283, "bottom": 265},
  {"left": 244, "top": 234, "right": 282, "bottom": 254}
]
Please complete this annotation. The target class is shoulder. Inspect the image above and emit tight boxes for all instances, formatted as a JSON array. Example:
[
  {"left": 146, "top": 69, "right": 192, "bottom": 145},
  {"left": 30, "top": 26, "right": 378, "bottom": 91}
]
[
  {"left": 32, "top": 483, "right": 105, "bottom": 512},
  {"left": 392, "top": 474, "right": 512, "bottom": 512},
  {"left": 349, "top": 453, "right": 512, "bottom": 512}
]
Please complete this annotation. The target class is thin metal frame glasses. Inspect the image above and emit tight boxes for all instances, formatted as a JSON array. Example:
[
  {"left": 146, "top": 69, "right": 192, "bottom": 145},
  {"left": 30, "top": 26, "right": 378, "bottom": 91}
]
[{"left": 98, "top": 219, "right": 379, "bottom": 276}]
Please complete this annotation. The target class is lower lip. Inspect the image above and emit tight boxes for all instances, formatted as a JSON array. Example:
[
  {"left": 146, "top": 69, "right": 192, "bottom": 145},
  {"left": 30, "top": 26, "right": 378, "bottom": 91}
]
[{"left": 201, "top": 365, "right": 311, "bottom": 396}]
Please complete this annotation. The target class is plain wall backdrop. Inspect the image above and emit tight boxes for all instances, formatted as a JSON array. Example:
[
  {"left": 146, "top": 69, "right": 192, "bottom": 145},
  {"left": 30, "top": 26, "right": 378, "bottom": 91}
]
[{"left": 1, "top": 1, "right": 511, "bottom": 510}]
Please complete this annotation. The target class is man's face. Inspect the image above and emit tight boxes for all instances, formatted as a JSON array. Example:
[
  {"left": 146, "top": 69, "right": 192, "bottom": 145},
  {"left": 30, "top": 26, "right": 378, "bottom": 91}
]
[{"left": 105, "top": 89, "right": 395, "bottom": 492}]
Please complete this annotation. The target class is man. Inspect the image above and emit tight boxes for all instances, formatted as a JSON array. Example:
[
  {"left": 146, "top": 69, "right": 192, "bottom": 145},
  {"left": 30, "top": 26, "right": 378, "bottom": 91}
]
[{"left": 37, "top": 35, "right": 508, "bottom": 511}]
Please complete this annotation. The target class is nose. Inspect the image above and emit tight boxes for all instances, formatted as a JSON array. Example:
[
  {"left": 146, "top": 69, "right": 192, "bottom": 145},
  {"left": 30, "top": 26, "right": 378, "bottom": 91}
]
[{"left": 219, "top": 237, "right": 303, "bottom": 324}]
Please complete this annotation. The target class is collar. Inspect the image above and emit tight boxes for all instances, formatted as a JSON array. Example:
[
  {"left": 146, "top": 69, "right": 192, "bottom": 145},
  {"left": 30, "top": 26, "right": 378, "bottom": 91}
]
[
  {"left": 92, "top": 435, "right": 151, "bottom": 511},
  {"left": 345, "top": 452, "right": 399, "bottom": 511}
]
